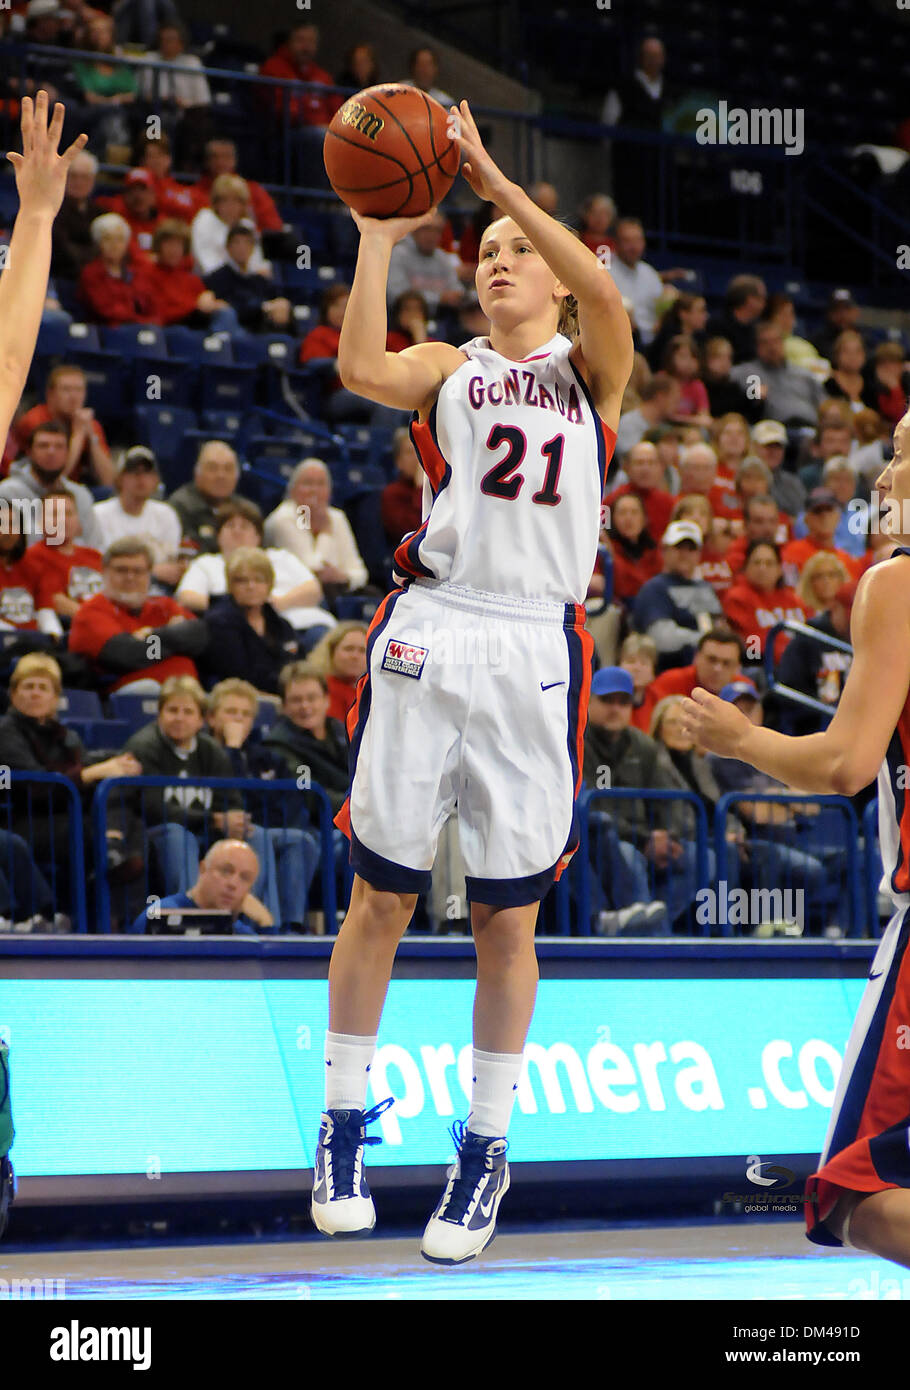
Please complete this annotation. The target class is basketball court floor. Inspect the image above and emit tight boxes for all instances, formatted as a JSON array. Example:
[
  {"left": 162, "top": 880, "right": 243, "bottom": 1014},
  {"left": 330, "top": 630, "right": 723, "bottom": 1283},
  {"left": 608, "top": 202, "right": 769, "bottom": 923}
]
[{"left": 0, "top": 1221, "right": 898, "bottom": 1300}]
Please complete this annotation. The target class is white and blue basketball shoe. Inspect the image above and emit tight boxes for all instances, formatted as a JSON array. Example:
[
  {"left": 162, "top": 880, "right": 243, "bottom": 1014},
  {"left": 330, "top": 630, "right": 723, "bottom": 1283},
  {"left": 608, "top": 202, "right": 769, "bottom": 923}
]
[
  {"left": 311, "top": 1097, "right": 394, "bottom": 1238},
  {"left": 420, "top": 1120, "right": 510, "bottom": 1265}
]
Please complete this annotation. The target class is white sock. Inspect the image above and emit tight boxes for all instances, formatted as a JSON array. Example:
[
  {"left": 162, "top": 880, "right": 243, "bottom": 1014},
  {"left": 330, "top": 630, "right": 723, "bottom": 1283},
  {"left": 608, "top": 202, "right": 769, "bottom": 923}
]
[
  {"left": 324, "top": 1030, "right": 377, "bottom": 1112},
  {"left": 467, "top": 1047, "right": 523, "bottom": 1138}
]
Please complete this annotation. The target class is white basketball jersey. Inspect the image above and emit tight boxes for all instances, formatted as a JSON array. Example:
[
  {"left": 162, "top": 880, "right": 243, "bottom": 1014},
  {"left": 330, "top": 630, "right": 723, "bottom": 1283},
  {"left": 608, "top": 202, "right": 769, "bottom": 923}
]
[{"left": 392, "top": 332, "right": 616, "bottom": 603}]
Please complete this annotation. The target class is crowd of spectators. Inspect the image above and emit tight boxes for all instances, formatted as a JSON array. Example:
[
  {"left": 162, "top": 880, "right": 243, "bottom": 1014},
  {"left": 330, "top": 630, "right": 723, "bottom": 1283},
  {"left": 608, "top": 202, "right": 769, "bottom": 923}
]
[{"left": 0, "top": 12, "right": 907, "bottom": 938}]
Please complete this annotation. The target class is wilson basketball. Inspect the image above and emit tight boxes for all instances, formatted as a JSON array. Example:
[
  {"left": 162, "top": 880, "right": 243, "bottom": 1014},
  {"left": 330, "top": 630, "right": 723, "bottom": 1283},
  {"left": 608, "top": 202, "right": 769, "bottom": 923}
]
[{"left": 323, "top": 84, "right": 460, "bottom": 218}]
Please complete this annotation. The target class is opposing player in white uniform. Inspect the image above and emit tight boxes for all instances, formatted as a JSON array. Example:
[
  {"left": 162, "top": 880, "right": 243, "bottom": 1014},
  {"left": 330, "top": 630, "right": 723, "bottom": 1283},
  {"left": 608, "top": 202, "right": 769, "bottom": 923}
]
[
  {"left": 0, "top": 93, "right": 87, "bottom": 1237},
  {"left": 311, "top": 101, "right": 633, "bottom": 1263},
  {"left": 682, "top": 409, "right": 910, "bottom": 1269}
]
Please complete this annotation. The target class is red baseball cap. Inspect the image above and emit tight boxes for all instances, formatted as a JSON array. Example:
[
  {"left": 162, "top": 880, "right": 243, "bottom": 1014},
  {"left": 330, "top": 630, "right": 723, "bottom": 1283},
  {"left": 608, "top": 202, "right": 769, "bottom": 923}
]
[{"left": 124, "top": 168, "right": 154, "bottom": 187}]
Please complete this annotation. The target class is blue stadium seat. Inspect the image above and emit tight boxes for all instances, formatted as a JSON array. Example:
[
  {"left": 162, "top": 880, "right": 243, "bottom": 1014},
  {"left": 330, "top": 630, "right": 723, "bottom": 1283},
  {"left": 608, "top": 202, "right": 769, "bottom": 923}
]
[
  {"left": 129, "top": 356, "right": 196, "bottom": 408},
  {"left": 101, "top": 325, "right": 169, "bottom": 358},
  {"left": 109, "top": 693, "right": 161, "bottom": 733},
  {"left": 133, "top": 406, "right": 199, "bottom": 484},
  {"left": 35, "top": 318, "right": 72, "bottom": 359},
  {"left": 66, "top": 350, "right": 128, "bottom": 420},
  {"left": 254, "top": 702, "right": 277, "bottom": 730},
  {"left": 198, "top": 361, "right": 257, "bottom": 412},
  {"left": 64, "top": 322, "right": 103, "bottom": 352},
  {"left": 238, "top": 465, "right": 287, "bottom": 514},
  {"left": 233, "top": 334, "right": 297, "bottom": 368},
  {"left": 57, "top": 689, "right": 103, "bottom": 721},
  {"left": 164, "top": 326, "right": 232, "bottom": 362},
  {"left": 66, "top": 718, "right": 132, "bottom": 751}
]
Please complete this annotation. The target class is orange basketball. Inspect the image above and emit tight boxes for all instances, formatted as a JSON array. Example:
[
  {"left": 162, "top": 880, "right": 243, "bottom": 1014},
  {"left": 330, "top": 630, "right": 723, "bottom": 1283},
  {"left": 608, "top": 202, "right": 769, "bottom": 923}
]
[{"left": 323, "top": 85, "right": 460, "bottom": 218}]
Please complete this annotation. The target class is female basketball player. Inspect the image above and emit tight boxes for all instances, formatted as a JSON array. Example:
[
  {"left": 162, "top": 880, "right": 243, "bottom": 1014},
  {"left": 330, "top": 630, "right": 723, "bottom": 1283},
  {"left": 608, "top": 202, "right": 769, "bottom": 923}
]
[
  {"left": 0, "top": 95, "right": 87, "bottom": 445},
  {"left": 681, "top": 411, "right": 910, "bottom": 1268},
  {"left": 310, "top": 100, "right": 633, "bottom": 1264},
  {"left": 0, "top": 92, "right": 86, "bottom": 1233}
]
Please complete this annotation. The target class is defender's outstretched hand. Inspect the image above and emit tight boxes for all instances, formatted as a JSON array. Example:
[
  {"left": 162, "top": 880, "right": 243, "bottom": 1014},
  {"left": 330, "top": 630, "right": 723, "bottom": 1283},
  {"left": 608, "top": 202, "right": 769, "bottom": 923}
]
[
  {"left": 6, "top": 91, "right": 88, "bottom": 219},
  {"left": 680, "top": 687, "right": 751, "bottom": 759}
]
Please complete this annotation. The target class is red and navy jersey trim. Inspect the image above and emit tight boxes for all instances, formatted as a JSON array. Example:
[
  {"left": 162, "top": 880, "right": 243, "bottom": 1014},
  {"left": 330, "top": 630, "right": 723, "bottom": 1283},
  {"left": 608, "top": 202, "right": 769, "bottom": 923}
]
[
  {"left": 393, "top": 396, "right": 452, "bottom": 581},
  {"left": 567, "top": 358, "right": 617, "bottom": 497}
]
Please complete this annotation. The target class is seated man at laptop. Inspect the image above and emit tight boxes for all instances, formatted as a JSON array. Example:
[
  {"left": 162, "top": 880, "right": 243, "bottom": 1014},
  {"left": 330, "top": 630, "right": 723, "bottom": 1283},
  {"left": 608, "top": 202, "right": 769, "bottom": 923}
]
[{"left": 129, "top": 838, "right": 272, "bottom": 935}]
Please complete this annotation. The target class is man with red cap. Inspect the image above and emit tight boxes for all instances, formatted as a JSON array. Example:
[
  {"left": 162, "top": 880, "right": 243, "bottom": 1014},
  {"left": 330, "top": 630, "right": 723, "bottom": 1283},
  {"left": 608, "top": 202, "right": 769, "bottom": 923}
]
[{"left": 95, "top": 169, "right": 165, "bottom": 255}]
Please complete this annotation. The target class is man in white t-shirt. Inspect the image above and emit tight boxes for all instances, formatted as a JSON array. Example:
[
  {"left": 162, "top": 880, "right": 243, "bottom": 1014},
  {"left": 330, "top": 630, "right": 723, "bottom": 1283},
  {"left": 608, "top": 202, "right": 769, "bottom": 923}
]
[
  {"left": 607, "top": 218, "right": 666, "bottom": 346},
  {"left": 92, "top": 447, "right": 184, "bottom": 589},
  {"left": 263, "top": 459, "right": 369, "bottom": 595},
  {"left": 176, "top": 496, "right": 335, "bottom": 631}
]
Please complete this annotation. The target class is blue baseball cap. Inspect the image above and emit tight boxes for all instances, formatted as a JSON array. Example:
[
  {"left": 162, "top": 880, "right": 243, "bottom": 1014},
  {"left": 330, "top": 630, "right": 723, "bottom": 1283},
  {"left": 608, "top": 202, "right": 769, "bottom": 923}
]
[
  {"left": 720, "top": 678, "right": 761, "bottom": 704},
  {"left": 591, "top": 667, "right": 635, "bottom": 699}
]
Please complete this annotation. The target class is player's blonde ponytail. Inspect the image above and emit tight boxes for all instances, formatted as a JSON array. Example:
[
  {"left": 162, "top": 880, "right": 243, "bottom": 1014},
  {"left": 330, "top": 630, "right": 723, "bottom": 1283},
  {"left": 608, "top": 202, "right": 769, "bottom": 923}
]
[{"left": 557, "top": 291, "right": 579, "bottom": 342}]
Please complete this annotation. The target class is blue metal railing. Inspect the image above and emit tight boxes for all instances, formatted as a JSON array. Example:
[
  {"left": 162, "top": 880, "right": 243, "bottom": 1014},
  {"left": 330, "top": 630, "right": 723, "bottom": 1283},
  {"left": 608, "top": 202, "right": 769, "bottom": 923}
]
[
  {"left": 764, "top": 619, "right": 853, "bottom": 722},
  {"left": 577, "top": 786, "right": 711, "bottom": 936},
  {"left": 714, "top": 792, "right": 863, "bottom": 937},
  {"left": 2, "top": 772, "right": 88, "bottom": 932},
  {"left": 90, "top": 775, "right": 338, "bottom": 935}
]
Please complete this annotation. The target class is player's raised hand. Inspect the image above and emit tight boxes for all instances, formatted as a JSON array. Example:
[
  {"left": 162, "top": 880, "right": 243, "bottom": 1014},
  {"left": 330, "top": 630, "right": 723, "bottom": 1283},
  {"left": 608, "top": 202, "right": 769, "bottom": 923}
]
[
  {"left": 6, "top": 92, "right": 88, "bottom": 219},
  {"left": 350, "top": 205, "right": 440, "bottom": 245},
  {"left": 680, "top": 687, "right": 750, "bottom": 758},
  {"left": 448, "top": 99, "right": 508, "bottom": 202}
]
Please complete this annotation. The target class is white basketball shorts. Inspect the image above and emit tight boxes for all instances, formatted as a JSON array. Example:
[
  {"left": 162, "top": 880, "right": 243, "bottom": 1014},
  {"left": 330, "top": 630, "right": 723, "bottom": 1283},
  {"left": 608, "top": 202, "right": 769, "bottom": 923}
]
[{"left": 334, "top": 577, "right": 594, "bottom": 907}]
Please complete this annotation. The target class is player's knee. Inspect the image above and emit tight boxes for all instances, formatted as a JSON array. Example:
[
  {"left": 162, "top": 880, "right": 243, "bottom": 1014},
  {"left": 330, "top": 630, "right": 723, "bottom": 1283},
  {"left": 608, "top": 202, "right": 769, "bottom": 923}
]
[
  {"left": 474, "top": 917, "right": 538, "bottom": 971},
  {"left": 354, "top": 881, "right": 417, "bottom": 941}
]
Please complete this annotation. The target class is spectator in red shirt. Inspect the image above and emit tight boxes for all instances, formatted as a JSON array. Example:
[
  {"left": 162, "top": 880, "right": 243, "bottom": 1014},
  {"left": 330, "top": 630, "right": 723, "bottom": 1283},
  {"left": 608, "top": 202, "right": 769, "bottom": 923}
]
[
  {"left": 12, "top": 364, "right": 113, "bottom": 489},
  {"left": 605, "top": 492, "right": 661, "bottom": 603},
  {"left": 191, "top": 139, "right": 284, "bottom": 234},
  {"left": 725, "top": 493, "right": 791, "bottom": 576},
  {"left": 604, "top": 439, "right": 674, "bottom": 542},
  {"left": 867, "top": 342, "right": 910, "bottom": 427},
  {"left": 136, "top": 133, "right": 199, "bottom": 222},
  {"left": 698, "top": 514, "right": 737, "bottom": 598},
  {"left": 305, "top": 621, "right": 369, "bottom": 725},
  {"left": 646, "top": 627, "right": 744, "bottom": 704},
  {"left": 336, "top": 42, "right": 381, "bottom": 94},
  {"left": 0, "top": 531, "right": 40, "bottom": 632},
  {"left": 678, "top": 442, "right": 739, "bottom": 519},
  {"left": 299, "top": 284, "right": 410, "bottom": 428},
  {"left": 662, "top": 334, "right": 711, "bottom": 427},
  {"left": 381, "top": 428, "right": 424, "bottom": 547},
  {"left": 796, "top": 550, "right": 852, "bottom": 618},
  {"left": 722, "top": 540, "right": 809, "bottom": 663},
  {"left": 388, "top": 291, "right": 431, "bottom": 351},
  {"left": 733, "top": 457, "right": 773, "bottom": 518},
  {"left": 69, "top": 537, "right": 208, "bottom": 693},
  {"left": 95, "top": 167, "right": 163, "bottom": 256},
  {"left": 143, "top": 220, "right": 239, "bottom": 332},
  {"left": 577, "top": 193, "right": 616, "bottom": 258},
  {"left": 22, "top": 486, "right": 103, "bottom": 637},
  {"left": 781, "top": 488, "right": 864, "bottom": 581},
  {"left": 713, "top": 412, "right": 752, "bottom": 483},
  {"left": 259, "top": 22, "right": 343, "bottom": 127},
  {"left": 79, "top": 214, "right": 157, "bottom": 326},
  {"left": 619, "top": 632, "right": 659, "bottom": 733}
]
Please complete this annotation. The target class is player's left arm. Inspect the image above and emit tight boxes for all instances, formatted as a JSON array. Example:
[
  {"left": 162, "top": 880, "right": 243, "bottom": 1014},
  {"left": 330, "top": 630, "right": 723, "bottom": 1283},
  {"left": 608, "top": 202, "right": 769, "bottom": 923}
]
[
  {"left": 680, "top": 558, "right": 910, "bottom": 795},
  {"left": 0, "top": 94, "right": 87, "bottom": 444},
  {"left": 448, "top": 101, "right": 634, "bottom": 430}
]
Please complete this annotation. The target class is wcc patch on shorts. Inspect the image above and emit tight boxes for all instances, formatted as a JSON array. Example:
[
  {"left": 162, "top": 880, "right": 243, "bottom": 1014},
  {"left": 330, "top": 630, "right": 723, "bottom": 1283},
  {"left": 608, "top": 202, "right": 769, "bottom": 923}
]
[{"left": 380, "top": 636, "right": 429, "bottom": 679}]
